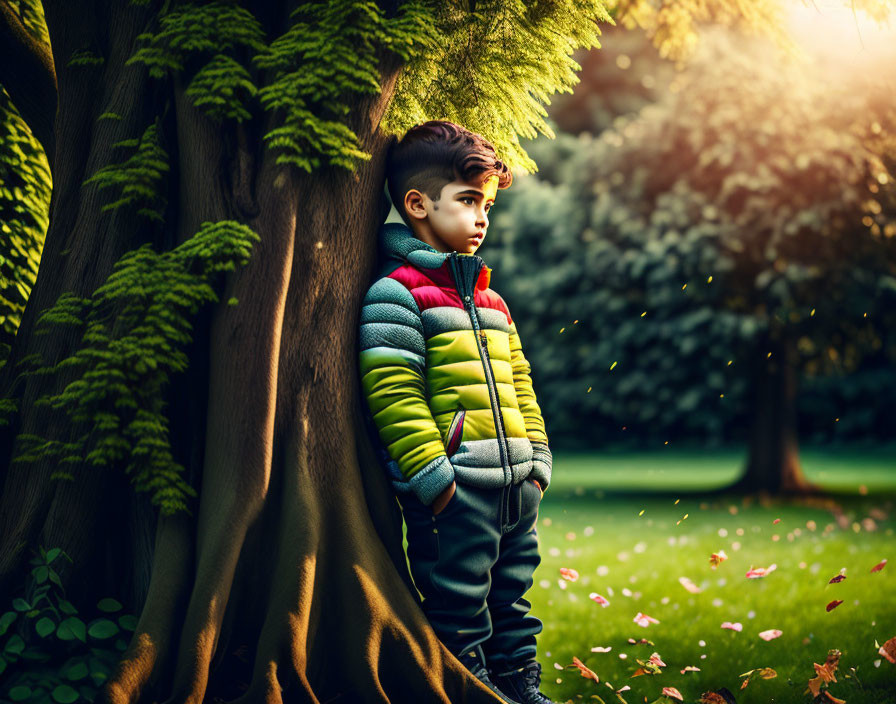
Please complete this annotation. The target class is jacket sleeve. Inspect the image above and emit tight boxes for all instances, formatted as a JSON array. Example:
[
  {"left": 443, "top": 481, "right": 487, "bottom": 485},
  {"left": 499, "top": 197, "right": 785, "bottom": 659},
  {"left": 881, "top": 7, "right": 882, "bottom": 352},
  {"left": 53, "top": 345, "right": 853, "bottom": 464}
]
[
  {"left": 359, "top": 276, "right": 455, "bottom": 505},
  {"left": 508, "top": 319, "right": 552, "bottom": 493}
]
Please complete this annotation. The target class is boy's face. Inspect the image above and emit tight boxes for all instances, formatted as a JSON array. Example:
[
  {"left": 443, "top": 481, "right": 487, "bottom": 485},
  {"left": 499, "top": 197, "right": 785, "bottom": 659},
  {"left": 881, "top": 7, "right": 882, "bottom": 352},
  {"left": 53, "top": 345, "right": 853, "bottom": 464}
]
[{"left": 403, "top": 174, "right": 498, "bottom": 254}]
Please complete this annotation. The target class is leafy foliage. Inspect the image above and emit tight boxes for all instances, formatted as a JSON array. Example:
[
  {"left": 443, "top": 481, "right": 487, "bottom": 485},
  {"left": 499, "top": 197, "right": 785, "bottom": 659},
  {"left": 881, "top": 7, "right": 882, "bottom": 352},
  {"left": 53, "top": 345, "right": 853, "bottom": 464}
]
[
  {"left": 0, "top": 547, "right": 136, "bottom": 703},
  {"left": 489, "top": 29, "right": 896, "bottom": 447},
  {"left": 9, "top": 221, "right": 260, "bottom": 516},
  {"left": 82, "top": 121, "right": 169, "bottom": 221}
]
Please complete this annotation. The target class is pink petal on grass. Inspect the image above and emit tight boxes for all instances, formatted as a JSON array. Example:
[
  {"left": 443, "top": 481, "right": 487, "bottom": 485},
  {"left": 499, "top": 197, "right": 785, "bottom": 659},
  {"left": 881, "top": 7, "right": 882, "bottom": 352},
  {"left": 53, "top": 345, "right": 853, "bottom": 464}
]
[
  {"left": 773, "top": 518, "right": 781, "bottom": 524},
  {"left": 758, "top": 629, "right": 783, "bottom": 641},
  {"left": 678, "top": 576, "right": 702, "bottom": 594},
  {"left": 870, "top": 559, "right": 887, "bottom": 573},
  {"left": 681, "top": 666, "right": 701, "bottom": 674},
  {"left": 745, "top": 563, "right": 777, "bottom": 578},
  {"left": 560, "top": 567, "right": 580, "bottom": 582},
  {"left": 589, "top": 592, "right": 610, "bottom": 607},
  {"left": 648, "top": 652, "right": 666, "bottom": 668},
  {"left": 591, "top": 646, "right": 612, "bottom": 653},
  {"left": 721, "top": 621, "right": 743, "bottom": 632},
  {"left": 633, "top": 612, "right": 659, "bottom": 627},
  {"left": 662, "top": 686, "right": 684, "bottom": 701}
]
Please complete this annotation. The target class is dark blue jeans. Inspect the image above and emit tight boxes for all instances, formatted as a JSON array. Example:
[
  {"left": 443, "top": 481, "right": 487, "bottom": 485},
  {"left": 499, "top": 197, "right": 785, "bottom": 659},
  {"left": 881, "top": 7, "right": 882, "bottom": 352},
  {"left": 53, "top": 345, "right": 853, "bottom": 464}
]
[{"left": 398, "top": 478, "right": 543, "bottom": 673}]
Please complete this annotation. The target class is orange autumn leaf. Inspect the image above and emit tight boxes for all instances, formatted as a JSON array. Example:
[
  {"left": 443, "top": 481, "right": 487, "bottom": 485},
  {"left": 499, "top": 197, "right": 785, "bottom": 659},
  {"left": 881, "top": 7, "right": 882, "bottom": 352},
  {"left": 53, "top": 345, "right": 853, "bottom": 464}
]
[
  {"left": 826, "top": 600, "right": 844, "bottom": 612},
  {"left": 806, "top": 649, "right": 841, "bottom": 698},
  {"left": 709, "top": 550, "right": 728, "bottom": 568},
  {"left": 571, "top": 656, "right": 599, "bottom": 683},
  {"left": 870, "top": 558, "right": 887, "bottom": 573},
  {"left": 878, "top": 636, "right": 896, "bottom": 664}
]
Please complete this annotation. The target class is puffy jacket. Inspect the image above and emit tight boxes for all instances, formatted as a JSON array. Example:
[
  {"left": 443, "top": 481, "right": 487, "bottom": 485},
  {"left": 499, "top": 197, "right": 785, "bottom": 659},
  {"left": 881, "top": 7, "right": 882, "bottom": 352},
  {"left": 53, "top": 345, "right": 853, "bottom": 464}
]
[{"left": 359, "top": 222, "right": 552, "bottom": 506}]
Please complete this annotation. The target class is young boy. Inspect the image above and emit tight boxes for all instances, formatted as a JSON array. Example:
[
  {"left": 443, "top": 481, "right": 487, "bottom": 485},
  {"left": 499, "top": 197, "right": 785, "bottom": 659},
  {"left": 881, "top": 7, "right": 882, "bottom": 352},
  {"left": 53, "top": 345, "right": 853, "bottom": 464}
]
[{"left": 359, "top": 120, "right": 554, "bottom": 704}]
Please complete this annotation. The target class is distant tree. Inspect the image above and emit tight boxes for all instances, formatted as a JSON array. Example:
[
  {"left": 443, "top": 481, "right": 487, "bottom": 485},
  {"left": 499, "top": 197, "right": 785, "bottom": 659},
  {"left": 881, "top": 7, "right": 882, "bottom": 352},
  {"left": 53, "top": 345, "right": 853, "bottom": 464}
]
[{"left": 490, "top": 29, "right": 896, "bottom": 491}]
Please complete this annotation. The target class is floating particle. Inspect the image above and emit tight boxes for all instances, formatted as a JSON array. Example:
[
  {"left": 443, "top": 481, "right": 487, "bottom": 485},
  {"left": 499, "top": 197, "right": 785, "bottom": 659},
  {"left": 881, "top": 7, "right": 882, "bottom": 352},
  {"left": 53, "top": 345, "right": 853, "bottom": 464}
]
[
  {"left": 587, "top": 386, "right": 592, "bottom": 393},
  {"left": 574, "top": 319, "right": 579, "bottom": 324},
  {"left": 639, "top": 510, "right": 645, "bottom": 516},
  {"left": 727, "top": 360, "right": 733, "bottom": 366},
  {"left": 559, "top": 327, "right": 565, "bottom": 334},
  {"left": 811, "top": 308, "right": 816, "bottom": 316},
  {"left": 610, "top": 361, "right": 618, "bottom": 371},
  {"left": 707, "top": 276, "right": 713, "bottom": 283},
  {"left": 682, "top": 283, "right": 688, "bottom": 290},
  {"left": 773, "top": 518, "right": 781, "bottom": 525},
  {"left": 767, "top": 352, "right": 773, "bottom": 358},
  {"left": 720, "top": 394, "right": 725, "bottom": 398},
  {"left": 665, "top": 441, "right": 670, "bottom": 445},
  {"left": 641, "top": 311, "right": 647, "bottom": 317}
]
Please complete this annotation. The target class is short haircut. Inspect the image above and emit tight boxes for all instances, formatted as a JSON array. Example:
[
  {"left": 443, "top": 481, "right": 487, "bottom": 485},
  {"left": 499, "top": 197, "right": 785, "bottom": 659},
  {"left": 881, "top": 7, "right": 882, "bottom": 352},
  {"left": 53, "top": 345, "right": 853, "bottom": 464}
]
[{"left": 385, "top": 120, "right": 512, "bottom": 221}]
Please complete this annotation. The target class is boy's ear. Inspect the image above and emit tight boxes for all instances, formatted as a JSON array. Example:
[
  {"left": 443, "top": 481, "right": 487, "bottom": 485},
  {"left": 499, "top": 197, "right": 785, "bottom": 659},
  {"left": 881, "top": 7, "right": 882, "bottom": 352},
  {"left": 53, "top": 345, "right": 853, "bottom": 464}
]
[{"left": 403, "top": 189, "right": 428, "bottom": 221}]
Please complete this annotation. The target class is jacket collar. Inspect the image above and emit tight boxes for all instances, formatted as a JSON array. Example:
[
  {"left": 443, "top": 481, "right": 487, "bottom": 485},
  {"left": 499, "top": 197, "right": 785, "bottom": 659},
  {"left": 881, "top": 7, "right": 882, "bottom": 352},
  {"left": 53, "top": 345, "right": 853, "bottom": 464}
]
[{"left": 379, "top": 222, "right": 492, "bottom": 296}]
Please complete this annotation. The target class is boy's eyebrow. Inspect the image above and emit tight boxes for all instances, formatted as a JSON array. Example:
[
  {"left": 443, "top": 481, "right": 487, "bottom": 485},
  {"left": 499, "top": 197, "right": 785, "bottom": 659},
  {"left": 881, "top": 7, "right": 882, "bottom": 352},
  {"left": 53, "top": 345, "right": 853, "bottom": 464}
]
[{"left": 456, "top": 188, "right": 494, "bottom": 202}]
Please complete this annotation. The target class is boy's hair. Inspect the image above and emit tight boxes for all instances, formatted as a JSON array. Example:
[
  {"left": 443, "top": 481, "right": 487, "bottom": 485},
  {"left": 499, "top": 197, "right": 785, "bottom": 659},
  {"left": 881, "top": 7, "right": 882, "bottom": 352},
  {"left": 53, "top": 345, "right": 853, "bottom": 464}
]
[{"left": 386, "top": 120, "right": 512, "bottom": 221}]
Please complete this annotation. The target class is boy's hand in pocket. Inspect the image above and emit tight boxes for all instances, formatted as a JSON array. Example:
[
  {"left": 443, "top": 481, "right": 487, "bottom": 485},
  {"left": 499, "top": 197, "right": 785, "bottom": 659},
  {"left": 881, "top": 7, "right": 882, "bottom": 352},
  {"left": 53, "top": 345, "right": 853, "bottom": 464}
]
[{"left": 432, "top": 480, "right": 456, "bottom": 515}]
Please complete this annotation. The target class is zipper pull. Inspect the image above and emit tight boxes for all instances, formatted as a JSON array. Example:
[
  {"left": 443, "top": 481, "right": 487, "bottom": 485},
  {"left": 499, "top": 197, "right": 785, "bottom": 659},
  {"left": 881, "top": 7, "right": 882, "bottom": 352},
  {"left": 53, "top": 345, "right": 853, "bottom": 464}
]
[{"left": 479, "top": 331, "right": 488, "bottom": 348}]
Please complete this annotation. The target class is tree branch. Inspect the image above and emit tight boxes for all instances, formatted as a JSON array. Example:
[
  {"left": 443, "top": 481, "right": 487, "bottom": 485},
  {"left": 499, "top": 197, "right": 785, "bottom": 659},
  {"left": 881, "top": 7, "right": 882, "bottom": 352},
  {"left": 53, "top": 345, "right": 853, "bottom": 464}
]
[{"left": 0, "top": 1, "right": 57, "bottom": 168}]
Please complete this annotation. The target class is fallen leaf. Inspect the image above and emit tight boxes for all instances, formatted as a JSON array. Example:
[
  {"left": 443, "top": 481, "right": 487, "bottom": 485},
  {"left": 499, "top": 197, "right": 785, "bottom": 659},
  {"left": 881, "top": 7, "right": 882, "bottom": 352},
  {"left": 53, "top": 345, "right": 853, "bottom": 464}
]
[
  {"left": 758, "top": 629, "right": 783, "bottom": 641},
  {"left": 870, "top": 558, "right": 887, "bottom": 573},
  {"left": 681, "top": 666, "right": 701, "bottom": 674},
  {"left": 560, "top": 567, "right": 580, "bottom": 582},
  {"left": 662, "top": 687, "right": 684, "bottom": 701},
  {"left": 721, "top": 621, "right": 743, "bottom": 632},
  {"left": 746, "top": 564, "right": 777, "bottom": 579},
  {"left": 879, "top": 636, "right": 896, "bottom": 664},
  {"left": 648, "top": 652, "right": 666, "bottom": 668},
  {"left": 816, "top": 692, "right": 846, "bottom": 704},
  {"left": 590, "top": 592, "right": 611, "bottom": 607},
  {"left": 699, "top": 689, "right": 737, "bottom": 704},
  {"left": 571, "top": 655, "right": 600, "bottom": 682},
  {"left": 633, "top": 612, "right": 659, "bottom": 627},
  {"left": 828, "top": 575, "right": 847, "bottom": 584},
  {"left": 806, "top": 649, "right": 841, "bottom": 698},
  {"left": 679, "top": 576, "right": 702, "bottom": 594},
  {"left": 773, "top": 518, "right": 781, "bottom": 524},
  {"left": 627, "top": 638, "right": 654, "bottom": 645},
  {"left": 826, "top": 600, "right": 844, "bottom": 612},
  {"left": 740, "top": 667, "right": 777, "bottom": 689},
  {"left": 591, "top": 646, "right": 613, "bottom": 653},
  {"left": 710, "top": 550, "right": 728, "bottom": 569}
]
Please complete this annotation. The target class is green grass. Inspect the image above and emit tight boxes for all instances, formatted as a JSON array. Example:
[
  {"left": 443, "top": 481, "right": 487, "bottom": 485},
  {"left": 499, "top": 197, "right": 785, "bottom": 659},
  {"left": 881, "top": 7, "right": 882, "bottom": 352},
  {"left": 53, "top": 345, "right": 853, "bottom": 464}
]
[
  {"left": 552, "top": 446, "right": 896, "bottom": 494},
  {"left": 530, "top": 475, "right": 896, "bottom": 703}
]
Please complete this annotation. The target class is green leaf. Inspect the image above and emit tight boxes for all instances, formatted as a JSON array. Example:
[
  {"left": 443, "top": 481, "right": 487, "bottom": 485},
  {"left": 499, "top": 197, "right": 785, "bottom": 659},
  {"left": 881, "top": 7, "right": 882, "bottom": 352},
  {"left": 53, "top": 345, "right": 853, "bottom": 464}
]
[
  {"left": 0, "top": 611, "right": 17, "bottom": 635},
  {"left": 9, "top": 685, "right": 32, "bottom": 701},
  {"left": 4, "top": 633, "right": 25, "bottom": 654},
  {"left": 57, "top": 617, "right": 87, "bottom": 642},
  {"left": 96, "top": 598, "right": 122, "bottom": 613},
  {"left": 51, "top": 684, "right": 79, "bottom": 703},
  {"left": 63, "top": 659, "right": 89, "bottom": 681},
  {"left": 45, "top": 548, "right": 61, "bottom": 563},
  {"left": 32, "top": 566, "right": 49, "bottom": 584},
  {"left": 58, "top": 599, "right": 78, "bottom": 616},
  {"left": 87, "top": 618, "right": 119, "bottom": 639},
  {"left": 12, "top": 598, "right": 30, "bottom": 611},
  {"left": 35, "top": 616, "right": 56, "bottom": 637},
  {"left": 118, "top": 614, "right": 138, "bottom": 631}
]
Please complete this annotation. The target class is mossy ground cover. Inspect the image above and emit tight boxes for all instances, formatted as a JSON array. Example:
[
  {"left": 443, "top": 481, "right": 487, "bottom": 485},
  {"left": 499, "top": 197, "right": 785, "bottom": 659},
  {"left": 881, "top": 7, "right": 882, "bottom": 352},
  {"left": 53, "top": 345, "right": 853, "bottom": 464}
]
[{"left": 526, "top": 449, "right": 896, "bottom": 703}]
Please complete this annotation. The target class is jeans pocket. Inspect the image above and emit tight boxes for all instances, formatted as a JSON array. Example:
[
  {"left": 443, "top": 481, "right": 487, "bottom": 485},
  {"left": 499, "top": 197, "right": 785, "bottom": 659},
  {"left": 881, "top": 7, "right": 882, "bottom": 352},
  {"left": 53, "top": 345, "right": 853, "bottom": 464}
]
[{"left": 433, "top": 481, "right": 463, "bottom": 518}]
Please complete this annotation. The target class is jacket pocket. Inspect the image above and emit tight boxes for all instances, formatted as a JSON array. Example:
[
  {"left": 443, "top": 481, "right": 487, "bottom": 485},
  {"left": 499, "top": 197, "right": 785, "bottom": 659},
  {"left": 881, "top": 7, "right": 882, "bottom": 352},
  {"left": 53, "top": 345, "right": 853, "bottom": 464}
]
[{"left": 444, "top": 404, "right": 466, "bottom": 457}]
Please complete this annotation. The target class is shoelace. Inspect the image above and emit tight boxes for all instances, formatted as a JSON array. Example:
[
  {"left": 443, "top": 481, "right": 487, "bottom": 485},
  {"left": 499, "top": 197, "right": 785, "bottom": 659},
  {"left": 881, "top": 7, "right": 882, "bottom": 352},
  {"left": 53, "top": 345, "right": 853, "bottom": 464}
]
[{"left": 522, "top": 662, "right": 541, "bottom": 691}]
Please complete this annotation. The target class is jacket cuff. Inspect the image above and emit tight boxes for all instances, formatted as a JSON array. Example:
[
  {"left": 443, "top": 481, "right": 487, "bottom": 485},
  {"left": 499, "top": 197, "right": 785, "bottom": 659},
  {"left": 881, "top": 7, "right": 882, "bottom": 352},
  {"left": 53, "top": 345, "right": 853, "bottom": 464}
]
[
  {"left": 529, "top": 442, "right": 552, "bottom": 493},
  {"left": 408, "top": 455, "right": 456, "bottom": 506}
]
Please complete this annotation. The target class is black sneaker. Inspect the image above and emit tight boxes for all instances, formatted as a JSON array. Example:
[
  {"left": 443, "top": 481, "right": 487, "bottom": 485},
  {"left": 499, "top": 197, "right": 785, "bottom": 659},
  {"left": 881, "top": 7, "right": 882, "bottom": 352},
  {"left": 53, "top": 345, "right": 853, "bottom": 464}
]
[
  {"left": 457, "top": 646, "right": 522, "bottom": 704},
  {"left": 490, "top": 660, "right": 556, "bottom": 704}
]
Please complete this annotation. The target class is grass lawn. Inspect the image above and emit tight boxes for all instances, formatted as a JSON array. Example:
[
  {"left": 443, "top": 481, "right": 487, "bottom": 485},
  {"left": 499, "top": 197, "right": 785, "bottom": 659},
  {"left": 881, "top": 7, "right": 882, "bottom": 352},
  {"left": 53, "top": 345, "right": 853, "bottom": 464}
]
[{"left": 528, "top": 449, "right": 896, "bottom": 703}]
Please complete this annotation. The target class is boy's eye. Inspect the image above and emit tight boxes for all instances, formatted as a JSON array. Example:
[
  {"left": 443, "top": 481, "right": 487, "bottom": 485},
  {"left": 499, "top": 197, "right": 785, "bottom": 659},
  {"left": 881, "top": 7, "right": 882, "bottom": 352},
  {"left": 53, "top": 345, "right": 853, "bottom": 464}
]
[{"left": 461, "top": 197, "right": 474, "bottom": 204}]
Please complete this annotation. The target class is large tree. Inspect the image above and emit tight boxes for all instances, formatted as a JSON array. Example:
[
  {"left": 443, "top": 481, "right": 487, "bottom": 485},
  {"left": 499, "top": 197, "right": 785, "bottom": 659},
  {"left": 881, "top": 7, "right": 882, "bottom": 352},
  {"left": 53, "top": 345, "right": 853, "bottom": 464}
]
[{"left": 0, "top": 1, "right": 890, "bottom": 702}]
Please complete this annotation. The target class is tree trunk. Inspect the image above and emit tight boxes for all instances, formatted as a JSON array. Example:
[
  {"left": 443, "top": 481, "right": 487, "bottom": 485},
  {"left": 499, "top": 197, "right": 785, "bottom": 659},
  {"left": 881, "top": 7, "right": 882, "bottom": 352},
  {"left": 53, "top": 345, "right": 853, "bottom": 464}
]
[
  {"left": 0, "top": 4, "right": 503, "bottom": 702},
  {"left": 730, "top": 329, "right": 817, "bottom": 494}
]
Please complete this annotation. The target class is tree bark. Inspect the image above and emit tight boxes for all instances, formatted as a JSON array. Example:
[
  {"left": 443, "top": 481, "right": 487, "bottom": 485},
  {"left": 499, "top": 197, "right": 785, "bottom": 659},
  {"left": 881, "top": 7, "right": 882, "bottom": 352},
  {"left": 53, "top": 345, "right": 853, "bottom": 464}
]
[
  {"left": 0, "top": 1, "right": 56, "bottom": 169},
  {"left": 729, "top": 329, "right": 817, "bottom": 494},
  {"left": 1, "top": 5, "right": 504, "bottom": 703}
]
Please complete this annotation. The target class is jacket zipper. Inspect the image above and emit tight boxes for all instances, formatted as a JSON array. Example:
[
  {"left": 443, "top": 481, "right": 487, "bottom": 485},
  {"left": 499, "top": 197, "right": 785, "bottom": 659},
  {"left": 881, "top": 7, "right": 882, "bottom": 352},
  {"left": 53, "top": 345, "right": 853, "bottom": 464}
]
[{"left": 453, "top": 254, "right": 513, "bottom": 486}]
